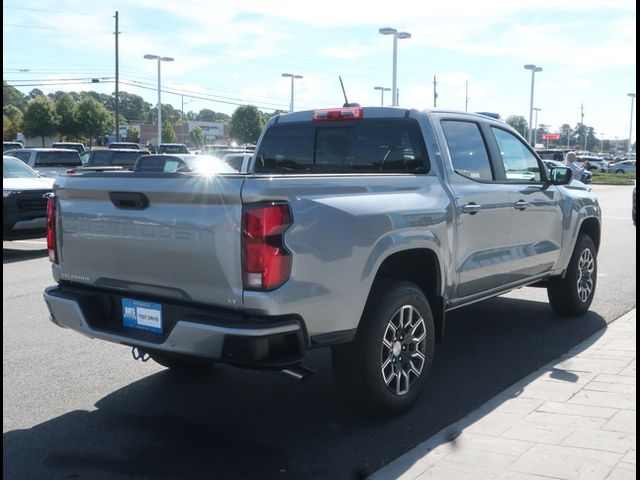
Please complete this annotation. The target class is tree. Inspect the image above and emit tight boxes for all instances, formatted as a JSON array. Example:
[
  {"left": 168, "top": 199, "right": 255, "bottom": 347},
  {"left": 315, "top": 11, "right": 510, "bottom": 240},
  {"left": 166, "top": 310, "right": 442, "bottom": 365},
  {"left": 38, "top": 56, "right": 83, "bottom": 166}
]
[
  {"left": 22, "top": 96, "right": 59, "bottom": 146},
  {"left": 230, "top": 105, "right": 263, "bottom": 144},
  {"left": 75, "top": 97, "right": 113, "bottom": 146},
  {"left": 126, "top": 127, "right": 140, "bottom": 142},
  {"left": 3, "top": 81, "right": 28, "bottom": 111},
  {"left": 189, "top": 126, "right": 204, "bottom": 147},
  {"left": 28, "top": 88, "right": 45, "bottom": 100},
  {"left": 117, "top": 92, "right": 151, "bottom": 124},
  {"left": 3, "top": 105, "right": 23, "bottom": 140},
  {"left": 55, "top": 92, "right": 79, "bottom": 140},
  {"left": 559, "top": 124, "right": 573, "bottom": 148},
  {"left": 196, "top": 109, "right": 231, "bottom": 124},
  {"left": 505, "top": 115, "right": 528, "bottom": 138},
  {"left": 161, "top": 120, "right": 176, "bottom": 143}
]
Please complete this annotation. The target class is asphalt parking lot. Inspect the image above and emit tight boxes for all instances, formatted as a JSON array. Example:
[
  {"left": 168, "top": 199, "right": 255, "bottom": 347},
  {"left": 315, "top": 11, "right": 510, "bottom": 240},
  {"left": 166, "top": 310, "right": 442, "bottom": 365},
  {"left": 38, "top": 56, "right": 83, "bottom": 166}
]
[{"left": 3, "top": 184, "right": 636, "bottom": 480}]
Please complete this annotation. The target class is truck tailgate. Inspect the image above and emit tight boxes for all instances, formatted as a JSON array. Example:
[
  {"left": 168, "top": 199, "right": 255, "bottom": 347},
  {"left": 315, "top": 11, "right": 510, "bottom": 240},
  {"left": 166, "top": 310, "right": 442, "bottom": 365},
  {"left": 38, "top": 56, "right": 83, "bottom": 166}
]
[{"left": 52, "top": 173, "right": 245, "bottom": 307}]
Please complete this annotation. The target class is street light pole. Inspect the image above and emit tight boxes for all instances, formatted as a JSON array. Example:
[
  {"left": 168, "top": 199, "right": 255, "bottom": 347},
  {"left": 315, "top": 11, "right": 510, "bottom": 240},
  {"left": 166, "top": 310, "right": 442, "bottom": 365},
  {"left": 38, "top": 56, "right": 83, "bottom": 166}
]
[
  {"left": 524, "top": 64, "right": 543, "bottom": 146},
  {"left": 532, "top": 107, "right": 541, "bottom": 147},
  {"left": 628, "top": 93, "right": 636, "bottom": 161},
  {"left": 374, "top": 86, "right": 391, "bottom": 106},
  {"left": 379, "top": 27, "right": 411, "bottom": 106},
  {"left": 144, "top": 54, "right": 174, "bottom": 145},
  {"left": 282, "top": 73, "right": 303, "bottom": 112}
]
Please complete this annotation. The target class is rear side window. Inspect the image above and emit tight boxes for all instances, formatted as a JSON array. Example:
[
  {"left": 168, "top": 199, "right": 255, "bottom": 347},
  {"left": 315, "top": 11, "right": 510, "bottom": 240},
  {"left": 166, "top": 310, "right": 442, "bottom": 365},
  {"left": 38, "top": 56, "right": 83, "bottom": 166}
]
[
  {"left": 11, "top": 151, "right": 31, "bottom": 163},
  {"left": 441, "top": 121, "right": 493, "bottom": 181},
  {"left": 112, "top": 151, "right": 142, "bottom": 168},
  {"left": 34, "top": 151, "right": 81, "bottom": 167},
  {"left": 89, "top": 150, "right": 112, "bottom": 166},
  {"left": 254, "top": 119, "right": 429, "bottom": 174}
]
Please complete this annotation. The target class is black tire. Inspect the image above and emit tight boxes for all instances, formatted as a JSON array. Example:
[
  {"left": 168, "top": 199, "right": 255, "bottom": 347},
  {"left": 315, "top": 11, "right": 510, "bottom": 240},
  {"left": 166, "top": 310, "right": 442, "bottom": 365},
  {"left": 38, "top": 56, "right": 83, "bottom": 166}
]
[
  {"left": 149, "top": 352, "right": 215, "bottom": 371},
  {"left": 332, "top": 281, "right": 435, "bottom": 417},
  {"left": 547, "top": 234, "right": 597, "bottom": 316},
  {"left": 616, "top": 169, "right": 625, "bottom": 174}
]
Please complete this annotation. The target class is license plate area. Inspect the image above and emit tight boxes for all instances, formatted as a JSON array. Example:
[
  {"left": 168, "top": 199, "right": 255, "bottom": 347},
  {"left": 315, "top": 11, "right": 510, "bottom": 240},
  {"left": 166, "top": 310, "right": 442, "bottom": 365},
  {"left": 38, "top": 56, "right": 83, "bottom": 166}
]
[{"left": 122, "top": 298, "right": 163, "bottom": 334}]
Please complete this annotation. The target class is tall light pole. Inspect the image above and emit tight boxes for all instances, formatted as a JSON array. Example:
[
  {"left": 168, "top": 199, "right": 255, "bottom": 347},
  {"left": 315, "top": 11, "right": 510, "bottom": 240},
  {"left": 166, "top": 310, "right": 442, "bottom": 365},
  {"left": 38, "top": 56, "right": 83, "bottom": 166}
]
[
  {"left": 532, "top": 107, "right": 541, "bottom": 147},
  {"left": 282, "top": 73, "right": 303, "bottom": 112},
  {"left": 374, "top": 86, "right": 391, "bottom": 106},
  {"left": 524, "top": 64, "right": 543, "bottom": 145},
  {"left": 628, "top": 93, "right": 636, "bottom": 160},
  {"left": 144, "top": 54, "right": 174, "bottom": 145},
  {"left": 379, "top": 27, "right": 411, "bottom": 106}
]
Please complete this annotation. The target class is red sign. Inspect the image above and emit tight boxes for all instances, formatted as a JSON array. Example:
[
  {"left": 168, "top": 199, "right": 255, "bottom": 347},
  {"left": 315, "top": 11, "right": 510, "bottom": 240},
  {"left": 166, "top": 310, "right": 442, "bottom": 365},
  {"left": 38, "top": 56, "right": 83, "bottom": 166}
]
[{"left": 542, "top": 133, "right": 561, "bottom": 140}]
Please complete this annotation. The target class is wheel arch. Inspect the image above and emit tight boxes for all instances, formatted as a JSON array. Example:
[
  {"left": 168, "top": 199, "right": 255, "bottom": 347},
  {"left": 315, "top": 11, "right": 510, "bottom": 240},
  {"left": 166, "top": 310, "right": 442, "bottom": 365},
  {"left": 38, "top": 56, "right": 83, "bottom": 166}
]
[{"left": 364, "top": 248, "right": 446, "bottom": 343}]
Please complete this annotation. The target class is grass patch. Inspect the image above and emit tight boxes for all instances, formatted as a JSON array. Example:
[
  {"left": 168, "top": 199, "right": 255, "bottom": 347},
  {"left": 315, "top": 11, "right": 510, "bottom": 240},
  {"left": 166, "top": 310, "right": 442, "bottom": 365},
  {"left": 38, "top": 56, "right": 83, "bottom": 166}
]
[{"left": 591, "top": 172, "right": 635, "bottom": 185}]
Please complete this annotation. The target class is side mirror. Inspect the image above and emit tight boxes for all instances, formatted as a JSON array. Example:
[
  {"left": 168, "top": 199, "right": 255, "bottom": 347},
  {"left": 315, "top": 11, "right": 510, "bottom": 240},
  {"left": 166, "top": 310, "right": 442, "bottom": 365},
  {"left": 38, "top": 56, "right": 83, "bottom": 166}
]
[{"left": 548, "top": 166, "right": 573, "bottom": 185}]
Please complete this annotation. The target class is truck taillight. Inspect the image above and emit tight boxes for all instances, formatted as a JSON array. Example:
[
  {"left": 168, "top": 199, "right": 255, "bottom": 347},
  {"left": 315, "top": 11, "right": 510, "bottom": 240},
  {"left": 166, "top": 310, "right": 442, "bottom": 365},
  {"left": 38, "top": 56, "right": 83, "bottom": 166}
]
[
  {"left": 242, "top": 203, "right": 292, "bottom": 290},
  {"left": 46, "top": 195, "right": 57, "bottom": 263}
]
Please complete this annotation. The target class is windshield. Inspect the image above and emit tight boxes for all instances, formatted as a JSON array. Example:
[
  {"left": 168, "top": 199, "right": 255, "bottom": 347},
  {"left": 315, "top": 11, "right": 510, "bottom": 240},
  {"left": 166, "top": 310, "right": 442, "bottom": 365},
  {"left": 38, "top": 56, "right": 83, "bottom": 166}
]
[
  {"left": 159, "top": 144, "right": 188, "bottom": 154},
  {"left": 254, "top": 119, "right": 429, "bottom": 174},
  {"left": 3, "top": 156, "right": 39, "bottom": 178}
]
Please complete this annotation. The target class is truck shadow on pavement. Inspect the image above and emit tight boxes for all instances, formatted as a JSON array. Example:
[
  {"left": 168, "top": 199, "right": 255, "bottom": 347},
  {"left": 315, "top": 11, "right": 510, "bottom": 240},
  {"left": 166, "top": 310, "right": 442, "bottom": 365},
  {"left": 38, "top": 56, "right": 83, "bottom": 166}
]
[
  {"left": 2, "top": 246, "right": 48, "bottom": 264},
  {"left": 3, "top": 297, "right": 607, "bottom": 480}
]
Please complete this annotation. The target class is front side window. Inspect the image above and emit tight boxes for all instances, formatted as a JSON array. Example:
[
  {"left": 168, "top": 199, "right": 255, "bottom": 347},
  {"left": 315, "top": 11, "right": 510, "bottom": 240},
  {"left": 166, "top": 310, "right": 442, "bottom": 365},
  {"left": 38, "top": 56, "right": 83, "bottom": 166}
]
[
  {"left": 441, "top": 121, "right": 493, "bottom": 181},
  {"left": 492, "top": 128, "right": 541, "bottom": 182},
  {"left": 11, "top": 151, "right": 31, "bottom": 163}
]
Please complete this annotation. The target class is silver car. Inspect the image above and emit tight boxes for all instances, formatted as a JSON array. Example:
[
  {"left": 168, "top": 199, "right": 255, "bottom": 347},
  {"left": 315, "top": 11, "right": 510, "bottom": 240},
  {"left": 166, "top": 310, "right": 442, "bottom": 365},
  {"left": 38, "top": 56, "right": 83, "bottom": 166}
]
[{"left": 608, "top": 160, "right": 636, "bottom": 175}]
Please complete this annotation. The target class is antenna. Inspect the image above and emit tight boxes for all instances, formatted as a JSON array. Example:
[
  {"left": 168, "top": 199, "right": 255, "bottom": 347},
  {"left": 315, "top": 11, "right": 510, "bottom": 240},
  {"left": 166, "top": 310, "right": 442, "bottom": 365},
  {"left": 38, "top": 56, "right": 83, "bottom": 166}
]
[{"left": 339, "top": 76, "right": 360, "bottom": 108}]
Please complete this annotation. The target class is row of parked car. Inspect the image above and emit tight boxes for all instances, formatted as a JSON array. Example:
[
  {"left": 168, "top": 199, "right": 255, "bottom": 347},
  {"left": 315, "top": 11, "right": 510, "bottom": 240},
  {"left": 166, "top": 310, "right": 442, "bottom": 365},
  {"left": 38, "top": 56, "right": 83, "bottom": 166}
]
[
  {"left": 3, "top": 143, "right": 255, "bottom": 241},
  {"left": 535, "top": 148, "right": 636, "bottom": 175}
]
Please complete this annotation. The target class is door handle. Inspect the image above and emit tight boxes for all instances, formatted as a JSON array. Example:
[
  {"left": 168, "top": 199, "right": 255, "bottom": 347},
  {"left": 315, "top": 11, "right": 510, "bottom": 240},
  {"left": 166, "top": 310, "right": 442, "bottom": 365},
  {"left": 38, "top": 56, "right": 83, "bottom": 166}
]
[
  {"left": 514, "top": 200, "right": 530, "bottom": 210},
  {"left": 462, "top": 203, "right": 481, "bottom": 215}
]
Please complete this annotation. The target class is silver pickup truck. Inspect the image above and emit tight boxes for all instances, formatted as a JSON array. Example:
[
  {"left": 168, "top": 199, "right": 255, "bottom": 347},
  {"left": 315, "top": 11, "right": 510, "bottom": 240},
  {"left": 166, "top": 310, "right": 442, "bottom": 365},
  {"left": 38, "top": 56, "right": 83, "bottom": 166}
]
[{"left": 43, "top": 107, "right": 601, "bottom": 416}]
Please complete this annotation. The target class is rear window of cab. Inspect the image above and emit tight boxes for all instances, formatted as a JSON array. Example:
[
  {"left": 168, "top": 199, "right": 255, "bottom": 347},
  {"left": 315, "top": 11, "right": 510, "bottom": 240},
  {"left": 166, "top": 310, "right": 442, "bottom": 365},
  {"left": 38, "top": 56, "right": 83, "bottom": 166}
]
[{"left": 254, "top": 119, "right": 429, "bottom": 174}]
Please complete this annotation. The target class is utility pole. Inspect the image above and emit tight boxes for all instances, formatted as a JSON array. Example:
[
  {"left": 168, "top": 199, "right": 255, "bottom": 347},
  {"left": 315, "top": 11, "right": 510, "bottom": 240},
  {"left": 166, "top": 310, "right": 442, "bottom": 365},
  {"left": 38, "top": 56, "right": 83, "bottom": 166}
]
[
  {"left": 581, "top": 103, "right": 587, "bottom": 151},
  {"left": 465, "top": 80, "right": 468, "bottom": 112},
  {"left": 433, "top": 75, "right": 438, "bottom": 108},
  {"left": 114, "top": 11, "right": 120, "bottom": 143}
]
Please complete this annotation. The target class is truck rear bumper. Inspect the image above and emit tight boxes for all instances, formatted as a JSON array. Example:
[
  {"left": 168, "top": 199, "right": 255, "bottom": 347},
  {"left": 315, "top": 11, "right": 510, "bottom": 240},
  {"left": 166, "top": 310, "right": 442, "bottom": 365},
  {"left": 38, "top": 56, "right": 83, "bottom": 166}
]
[{"left": 43, "top": 285, "right": 306, "bottom": 368}]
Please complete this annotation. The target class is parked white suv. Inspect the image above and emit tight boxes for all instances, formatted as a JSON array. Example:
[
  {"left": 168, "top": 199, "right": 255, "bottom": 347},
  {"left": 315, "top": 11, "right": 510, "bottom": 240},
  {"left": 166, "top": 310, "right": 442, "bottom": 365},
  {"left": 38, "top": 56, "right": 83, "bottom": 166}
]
[{"left": 4, "top": 148, "right": 82, "bottom": 177}]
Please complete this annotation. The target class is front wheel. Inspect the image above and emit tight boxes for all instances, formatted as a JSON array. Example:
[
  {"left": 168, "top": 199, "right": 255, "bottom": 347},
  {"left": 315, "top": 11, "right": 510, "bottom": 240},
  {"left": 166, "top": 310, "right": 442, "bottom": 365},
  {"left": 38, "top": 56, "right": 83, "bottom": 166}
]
[
  {"left": 616, "top": 169, "right": 626, "bottom": 174},
  {"left": 332, "top": 281, "right": 435, "bottom": 417},
  {"left": 547, "top": 235, "right": 597, "bottom": 316}
]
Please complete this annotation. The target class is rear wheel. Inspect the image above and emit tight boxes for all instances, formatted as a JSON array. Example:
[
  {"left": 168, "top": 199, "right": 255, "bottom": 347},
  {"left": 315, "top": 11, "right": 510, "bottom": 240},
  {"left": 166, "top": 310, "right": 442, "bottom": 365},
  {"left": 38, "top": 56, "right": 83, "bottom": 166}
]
[
  {"left": 547, "top": 235, "right": 597, "bottom": 316},
  {"left": 332, "top": 281, "right": 435, "bottom": 417},
  {"left": 149, "top": 352, "right": 215, "bottom": 371},
  {"left": 616, "top": 169, "right": 626, "bottom": 174}
]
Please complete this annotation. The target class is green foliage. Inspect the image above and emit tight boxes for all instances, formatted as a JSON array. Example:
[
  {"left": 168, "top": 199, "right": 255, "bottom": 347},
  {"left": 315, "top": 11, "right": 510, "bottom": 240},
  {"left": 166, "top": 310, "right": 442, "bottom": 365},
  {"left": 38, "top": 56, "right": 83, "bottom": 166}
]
[
  {"left": 28, "top": 88, "right": 45, "bottom": 100},
  {"left": 3, "top": 81, "right": 28, "bottom": 111},
  {"left": 505, "top": 115, "right": 528, "bottom": 138},
  {"left": 591, "top": 172, "right": 635, "bottom": 185},
  {"left": 55, "top": 93, "right": 79, "bottom": 140},
  {"left": 230, "top": 105, "right": 263, "bottom": 144},
  {"left": 196, "top": 109, "right": 231, "bottom": 124},
  {"left": 161, "top": 120, "right": 176, "bottom": 143},
  {"left": 3, "top": 106, "right": 23, "bottom": 140},
  {"left": 116, "top": 92, "right": 151, "bottom": 124},
  {"left": 22, "top": 96, "right": 59, "bottom": 146},
  {"left": 126, "top": 127, "right": 140, "bottom": 142},
  {"left": 75, "top": 97, "right": 113, "bottom": 146},
  {"left": 189, "top": 126, "right": 204, "bottom": 147}
]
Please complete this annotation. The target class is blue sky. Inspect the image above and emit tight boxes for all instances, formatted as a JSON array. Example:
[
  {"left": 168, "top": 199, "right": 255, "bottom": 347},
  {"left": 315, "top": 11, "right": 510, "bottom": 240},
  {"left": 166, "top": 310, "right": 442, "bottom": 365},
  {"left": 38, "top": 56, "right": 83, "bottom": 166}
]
[{"left": 3, "top": 0, "right": 636, "bottom": 142}]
